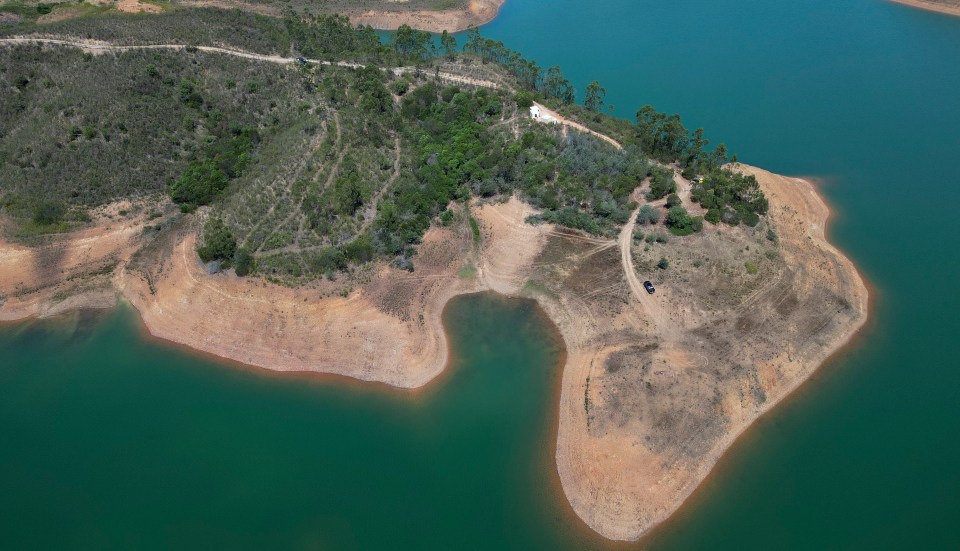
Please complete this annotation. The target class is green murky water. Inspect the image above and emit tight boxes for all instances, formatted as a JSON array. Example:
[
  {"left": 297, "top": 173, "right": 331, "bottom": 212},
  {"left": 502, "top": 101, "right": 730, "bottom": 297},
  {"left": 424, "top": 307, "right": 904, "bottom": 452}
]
[{"left": 4, "top": 0, "right": 960, "bottom": 548}]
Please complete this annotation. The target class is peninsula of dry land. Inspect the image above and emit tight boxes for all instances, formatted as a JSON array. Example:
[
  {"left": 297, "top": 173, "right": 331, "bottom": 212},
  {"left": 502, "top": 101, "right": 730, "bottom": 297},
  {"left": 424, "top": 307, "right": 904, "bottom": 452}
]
[{"left": 0, "top": 12, "right": 867, "bottom": 541}]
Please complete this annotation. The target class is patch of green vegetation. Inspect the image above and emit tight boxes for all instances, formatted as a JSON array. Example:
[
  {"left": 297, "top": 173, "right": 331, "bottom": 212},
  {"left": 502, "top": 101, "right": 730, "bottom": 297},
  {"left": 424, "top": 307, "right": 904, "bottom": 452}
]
[
  {"left": 457, "top": 262, "right": 476, "bottom": 279},
  {"left": 745, "top": 261, "right": 758, "bottom": 275},
  {"left": 469, "top": 217, "right": 481, "bottom": 243},
  {"left": 523, "top": 279, "right": 555, "bottom": 298},
  {"left": 692, "top": 171, "right": 768, "bottom": 227}
]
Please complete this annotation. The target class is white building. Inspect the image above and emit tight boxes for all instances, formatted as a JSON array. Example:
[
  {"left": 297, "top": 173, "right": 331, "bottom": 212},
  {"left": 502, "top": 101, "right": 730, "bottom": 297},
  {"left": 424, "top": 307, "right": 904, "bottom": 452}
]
[{"left": 529, "top": 104, "right": 558, "bottom": 124}]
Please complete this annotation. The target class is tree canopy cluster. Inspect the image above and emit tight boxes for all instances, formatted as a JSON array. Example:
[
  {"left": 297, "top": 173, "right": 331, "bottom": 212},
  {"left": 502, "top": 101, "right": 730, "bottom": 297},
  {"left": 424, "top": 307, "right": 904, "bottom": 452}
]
[
  {"left": 464, "top": 29, "right": 577, "bottom": 104},
  {"left": 692, "top": 171, "right": 768, "bottom": 227}
]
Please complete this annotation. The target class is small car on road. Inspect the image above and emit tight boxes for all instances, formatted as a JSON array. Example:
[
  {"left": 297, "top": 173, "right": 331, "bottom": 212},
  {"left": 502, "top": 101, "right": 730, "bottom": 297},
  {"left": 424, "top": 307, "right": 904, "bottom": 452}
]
[{"left": 643, "top": 281, "right": 655, "bottom": 294}]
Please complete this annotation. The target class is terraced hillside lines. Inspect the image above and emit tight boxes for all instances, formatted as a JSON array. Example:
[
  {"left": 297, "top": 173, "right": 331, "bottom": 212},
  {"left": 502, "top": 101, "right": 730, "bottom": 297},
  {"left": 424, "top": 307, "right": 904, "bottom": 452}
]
[
  {"left": 361, "top": 136, "right": 402, "bottom": 234},
  {"left": 255, "top": 113, "right": 342, "bottom": 259},
  {"left": 248, "top": 126, "right": 329, "bottom": 253}
]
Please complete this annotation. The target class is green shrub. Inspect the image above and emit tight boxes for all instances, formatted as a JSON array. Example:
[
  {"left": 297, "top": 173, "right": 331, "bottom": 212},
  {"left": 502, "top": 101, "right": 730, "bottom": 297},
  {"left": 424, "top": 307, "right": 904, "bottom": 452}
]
[
  {"left": 646, "top": 168, "right": 676, "bottom": 200},
  {"left": 32, "top": 200, "right": 66, "bottom": 226},
  {"left": 234, "top": 247, "right": 254, "bottom": 276},
  {"left": 197, "top": 218, "right": 236, "bottom": 263},
  {"left": 665, "top": 206, "right": 694, "bottom": 236},
  {"left": 657, "top": 257, "right": 669, "bottom": 270},
  {"left": 391, "top": 79, "right": 409, "bottom": 96},
  {"left": 666, "top": 193, "right": 681, "bottom": 208},
  {"left": 439, "top": 209, "right": 454, "bottom": 226},
  {"left": 745, "top": 261, "right": 758, "bottom": 275},
  {"left": 636, "top": 204, "right": 660, "bottom": 225},
  {"left": 691, "top": 215, "right": 703, "bottom": 233},
  {"left": 169, "top": 161, "right": 228, "bottom": 206}
]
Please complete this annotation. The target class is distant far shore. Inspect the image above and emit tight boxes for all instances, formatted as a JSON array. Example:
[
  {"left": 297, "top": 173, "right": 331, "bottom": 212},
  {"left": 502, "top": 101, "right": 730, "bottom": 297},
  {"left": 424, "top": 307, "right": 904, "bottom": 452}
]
[
  {"left": 888, "top": 0, "right": 960, "bottom": 17},
  {"left": 345, "top": 0, "right": 506, "bottom": 33}
]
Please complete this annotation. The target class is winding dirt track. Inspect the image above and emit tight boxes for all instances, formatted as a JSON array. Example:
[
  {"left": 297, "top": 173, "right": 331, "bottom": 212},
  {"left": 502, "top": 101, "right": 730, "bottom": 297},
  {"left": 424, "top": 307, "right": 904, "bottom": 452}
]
[{"left": 1, "top": 38, "right": 636, "bottom": 150}]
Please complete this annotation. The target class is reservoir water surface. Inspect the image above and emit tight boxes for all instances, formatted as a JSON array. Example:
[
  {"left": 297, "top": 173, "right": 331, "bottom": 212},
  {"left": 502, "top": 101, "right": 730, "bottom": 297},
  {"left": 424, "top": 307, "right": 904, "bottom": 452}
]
[{"left": 3, "top": 0, "right": 960, "bottom": 548}]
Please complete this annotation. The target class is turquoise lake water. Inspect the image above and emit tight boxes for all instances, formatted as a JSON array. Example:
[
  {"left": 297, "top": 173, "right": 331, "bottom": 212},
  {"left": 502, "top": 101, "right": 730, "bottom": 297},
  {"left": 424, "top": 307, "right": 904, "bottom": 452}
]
[{"left": 3, "top": 0, "right": 960, "bottom": 548}]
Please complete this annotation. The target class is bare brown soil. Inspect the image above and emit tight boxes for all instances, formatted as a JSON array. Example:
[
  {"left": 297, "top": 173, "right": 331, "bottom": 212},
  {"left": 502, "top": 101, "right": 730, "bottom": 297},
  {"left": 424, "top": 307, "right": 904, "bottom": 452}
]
[
  {"left": 0, "top": 166, "right": 866, "bottom": 541},
  {"left": 889, "top": 0, "right": 960, "bottom": 16},
  {"left": 345, "top": 0, "right": 505, "bottom": 32},
  {"left": 115, "top": 0, "right": 163, "bottom": 14}
]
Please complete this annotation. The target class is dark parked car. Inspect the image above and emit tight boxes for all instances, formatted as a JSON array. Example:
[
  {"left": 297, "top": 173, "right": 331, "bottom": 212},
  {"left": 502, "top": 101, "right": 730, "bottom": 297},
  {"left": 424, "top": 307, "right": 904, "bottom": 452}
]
[
  {"left": 643, "top": 280, "right": 655, "bottom": 294},
  {"left": 295, "top": 56, "right": 307, "bottom": 65}
]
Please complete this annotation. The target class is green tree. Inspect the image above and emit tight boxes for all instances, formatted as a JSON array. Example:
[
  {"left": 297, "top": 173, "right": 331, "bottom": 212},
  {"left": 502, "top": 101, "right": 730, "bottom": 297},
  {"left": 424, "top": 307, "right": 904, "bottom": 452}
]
[
  {"left": 712, "top": 143, "right": 728, "bottom": 168},
  {"left": 440, "top": 30, "right": 457, "bottom": 59},
  {"left": 544, "top": 66, "right": 575, "bottom": 104},
  {"left": 515, "top": 91, "right": 534, "bottom": 109},
  {"left": 584, "top": 80, "right": 606, "bottom": 112},
  {"left": 393, "top": 25, "right": 431, "bottom": 60}
]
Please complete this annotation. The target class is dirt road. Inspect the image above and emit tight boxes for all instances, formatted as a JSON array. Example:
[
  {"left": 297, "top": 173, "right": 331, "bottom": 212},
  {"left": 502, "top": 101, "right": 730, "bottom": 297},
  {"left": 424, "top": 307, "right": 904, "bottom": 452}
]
[
  {"left": 0, "top": 37, "right": 504, "bottom": 90},
  {"left": 531, "top": 102, "right": 623, "bottom": 150},
  {"left": 618, "top": 201, "right": 671, "bottom": 336}
]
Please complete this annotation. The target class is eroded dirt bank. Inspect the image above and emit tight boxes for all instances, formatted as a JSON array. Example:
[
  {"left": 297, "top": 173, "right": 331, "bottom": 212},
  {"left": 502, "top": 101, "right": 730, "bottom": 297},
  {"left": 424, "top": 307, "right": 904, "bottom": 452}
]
[
  {"left": 115, "top": 197, "right": 544, "bottom": 388},
  {"left": 0, "top": 202, "right": 144, "bottom": 321},
  {"left": 0, "top": 166, "right": 867, "bottom": 541}
]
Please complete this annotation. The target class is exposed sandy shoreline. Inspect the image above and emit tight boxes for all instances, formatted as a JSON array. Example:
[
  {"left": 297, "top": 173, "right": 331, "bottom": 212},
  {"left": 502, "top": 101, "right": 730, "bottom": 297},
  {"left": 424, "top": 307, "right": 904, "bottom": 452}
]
[
  {"left": 345, "top": 0, "right": 506, "bottom": 32},
  {"left": 0, "top": 165, "right": 867, "bottom": 541},
  {"left": 888, "top": 0, "right": 960, "bottom": 17}
]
